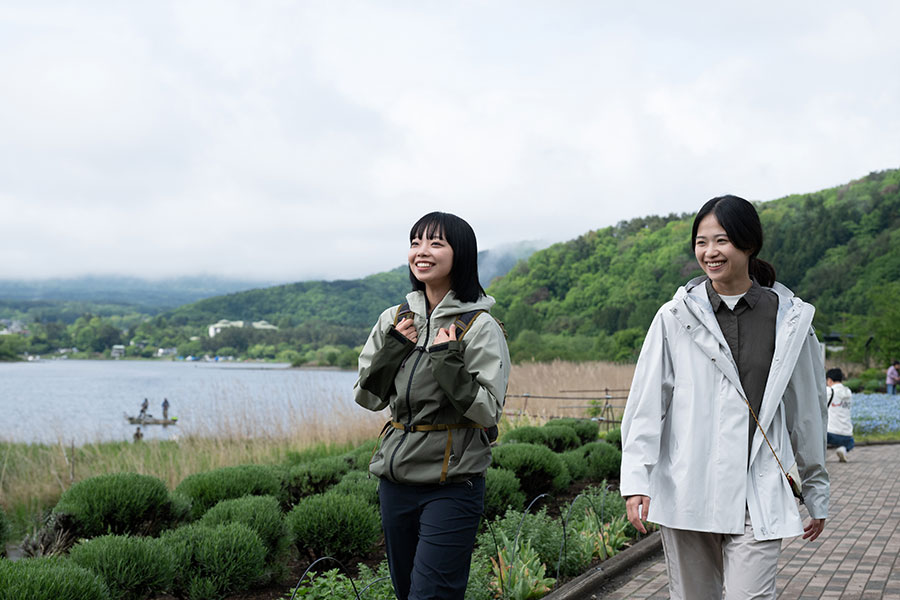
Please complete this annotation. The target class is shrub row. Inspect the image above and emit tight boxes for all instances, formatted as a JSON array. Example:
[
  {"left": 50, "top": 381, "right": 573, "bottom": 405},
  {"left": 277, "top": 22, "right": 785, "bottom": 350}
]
[
  {"left": 199, "top": 495, "right": 291, "bottom": 573},
  {"left": 161, "top": 522, "right": 267, "bottom": 599},
  {"left": 0, "top": 557, "right": 111, "bottom": 600},
  {"left": 175, "top": 465, "right": 283, "bottom": 520},
  {"left": 286, "top": 491, "right": 381, "bottom": 563},
  {"left": 492, "top": 443, "right": 572, "bottom": 499},
  {"left": 53, "top": 473, "right": 185, "bottom": 539},
  {"left": 68, "top": 535, "right": 174, "bottom": 600},
  {"left": 11, "top": 522, "right": 273, "bottom": 600},
  {"left": 501, "top": 419, "right": 601, "bottom": 452}
]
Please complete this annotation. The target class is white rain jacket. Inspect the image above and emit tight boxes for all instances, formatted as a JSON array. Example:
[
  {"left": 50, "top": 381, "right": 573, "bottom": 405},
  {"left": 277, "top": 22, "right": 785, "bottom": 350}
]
[{"left": 620, "top": 277, "right": 829, "bottom": 541}]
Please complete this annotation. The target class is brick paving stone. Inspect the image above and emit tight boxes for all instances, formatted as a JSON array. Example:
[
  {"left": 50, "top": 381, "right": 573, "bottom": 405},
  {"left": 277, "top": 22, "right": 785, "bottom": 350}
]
[{"left": 599, "top": 444, "right": 900, "bottom": 599}]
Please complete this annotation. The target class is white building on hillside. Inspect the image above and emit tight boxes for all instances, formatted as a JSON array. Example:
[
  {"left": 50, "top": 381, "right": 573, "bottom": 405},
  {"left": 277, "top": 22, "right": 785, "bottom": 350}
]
[
  {"left": 208, "top": 319, "right": 279, "bottom": 338},
  {"left": 208, "top": 320, "right": 244, "bottom": 338}
]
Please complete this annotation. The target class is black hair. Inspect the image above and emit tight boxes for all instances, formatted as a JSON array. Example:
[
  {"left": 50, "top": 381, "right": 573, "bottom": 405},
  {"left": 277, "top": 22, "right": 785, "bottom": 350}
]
[
  {"left": 691, "top": 195, "right": 776, "bottom": 287},
  {"left": 826, "top": 368, "right": 844, "bottom": 382},
  {"left": 408, "top": 212, "right": 485, "bottom": 303}
]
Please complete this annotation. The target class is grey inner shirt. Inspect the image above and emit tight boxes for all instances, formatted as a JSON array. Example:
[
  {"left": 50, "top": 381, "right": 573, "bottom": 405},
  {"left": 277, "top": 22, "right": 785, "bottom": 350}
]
[{"left": 705, "top": 278, "right": 778, "bottom": 459}]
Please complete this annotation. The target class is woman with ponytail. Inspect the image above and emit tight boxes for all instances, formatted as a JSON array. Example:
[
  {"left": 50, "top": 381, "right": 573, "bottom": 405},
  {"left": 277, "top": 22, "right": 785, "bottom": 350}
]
[{"left": 620, "top": 195, "right": 829, "bottom": 599}]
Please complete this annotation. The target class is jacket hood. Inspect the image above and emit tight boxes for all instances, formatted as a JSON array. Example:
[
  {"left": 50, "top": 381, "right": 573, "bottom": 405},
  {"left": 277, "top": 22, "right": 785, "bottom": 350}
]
[
  {"left": 406, "top": 290, "right": 495, "bottom": 319},
  {"left": 676, "top": 275, "right": 798, "bottom": 305},
  {"left": 674, "top": 275, "right": 810, "bottom": 328}
]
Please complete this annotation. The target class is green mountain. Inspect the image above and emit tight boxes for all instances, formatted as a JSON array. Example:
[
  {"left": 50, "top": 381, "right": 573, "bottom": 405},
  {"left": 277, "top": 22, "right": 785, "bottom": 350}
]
[
  {"left": 5, "top": 170, "right": 898, "bottom": 366},
  {"left": 489, "top": 168, "right": 900, "bottom": 363},
  {"left": 164, "top": 243, "right": 546, "bottom": 331},
  {"left": 0, "top": 275, "right": 278, "bottom": 323},
  {"left": 168, "top": 269, "right": 409, "bottom": 331}
]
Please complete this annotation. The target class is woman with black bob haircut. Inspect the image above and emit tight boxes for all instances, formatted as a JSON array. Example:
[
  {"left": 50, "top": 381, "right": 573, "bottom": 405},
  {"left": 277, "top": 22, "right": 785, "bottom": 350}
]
[
  {"left": 355, "top": 211, "right": 510, "bottom": 600},
  {"left": 407, "top": 211, "right": 484, "bottom": 303},
  {"left": 620, "top": 195, "right": 829, "bottom": 599}
]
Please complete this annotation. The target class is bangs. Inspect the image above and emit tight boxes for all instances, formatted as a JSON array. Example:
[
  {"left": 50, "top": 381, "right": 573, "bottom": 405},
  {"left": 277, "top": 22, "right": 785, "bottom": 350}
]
[{"left": 410, "top": 214, "right": 447, "bottom": 241}]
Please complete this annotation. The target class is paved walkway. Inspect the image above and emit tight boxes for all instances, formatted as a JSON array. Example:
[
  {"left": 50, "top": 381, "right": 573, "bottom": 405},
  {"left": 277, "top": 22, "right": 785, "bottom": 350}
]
[{"left": 605, "top": 443, "right": 900, "bottom": 599}]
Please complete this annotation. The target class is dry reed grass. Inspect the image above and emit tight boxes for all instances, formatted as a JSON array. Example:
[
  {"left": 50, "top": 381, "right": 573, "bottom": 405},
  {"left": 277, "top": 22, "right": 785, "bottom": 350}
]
[{"left": 505, "top": 360, "right": 635, "bottom": 425}]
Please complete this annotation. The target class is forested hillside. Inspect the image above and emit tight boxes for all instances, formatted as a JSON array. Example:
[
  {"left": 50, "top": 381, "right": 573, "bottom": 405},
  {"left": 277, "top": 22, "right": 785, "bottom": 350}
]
[
  {"left": 4, "top": 170, "right": 897, "bottom": 366},
  {"left": 490, "top": 168, "right": 900, "bottom": 363}
]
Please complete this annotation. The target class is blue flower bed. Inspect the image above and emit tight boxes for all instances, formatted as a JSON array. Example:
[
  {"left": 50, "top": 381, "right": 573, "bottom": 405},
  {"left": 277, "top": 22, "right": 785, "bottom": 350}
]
[{"left": 851, "top": 394, "right": 900, "bottom": 435}]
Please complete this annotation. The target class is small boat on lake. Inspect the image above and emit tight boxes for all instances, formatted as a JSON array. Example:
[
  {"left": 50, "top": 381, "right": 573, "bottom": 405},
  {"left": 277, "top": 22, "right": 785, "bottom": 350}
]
[{"left": 125, "top": 414, "right": 178, "bottom": 426}]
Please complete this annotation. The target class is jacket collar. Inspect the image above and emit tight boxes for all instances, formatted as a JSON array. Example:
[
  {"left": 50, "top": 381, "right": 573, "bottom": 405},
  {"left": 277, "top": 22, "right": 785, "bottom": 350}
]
[
  {"left": 706, "top": 278, "right": 767, "bottom": 312},
  {"left": 406, "top": 290, "right": 495, "bottom": 320}
]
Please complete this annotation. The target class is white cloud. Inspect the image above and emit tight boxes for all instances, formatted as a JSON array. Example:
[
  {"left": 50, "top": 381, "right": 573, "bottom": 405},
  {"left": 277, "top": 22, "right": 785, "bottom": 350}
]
[{"left": 1, "top": 1, "right": 899, "bottom": 281}]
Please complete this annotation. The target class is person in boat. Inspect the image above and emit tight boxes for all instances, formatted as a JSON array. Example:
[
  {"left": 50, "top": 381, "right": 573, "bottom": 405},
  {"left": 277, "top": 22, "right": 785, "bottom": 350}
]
[
  {"left": 139, "top": 398, "right": 149, "bottom": 419},
  {"left": 162, "top": 398, "right": 170, "bottom": 420}
]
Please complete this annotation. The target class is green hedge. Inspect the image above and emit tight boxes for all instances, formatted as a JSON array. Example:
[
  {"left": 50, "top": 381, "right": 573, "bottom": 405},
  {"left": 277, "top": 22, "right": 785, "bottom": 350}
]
[
  {"left": 329, "top": 470, "right": 379, "bottom": 506},
  {"left": 68, "top": 535, "right": 174, "bottom": 600},
  {"left": 342, "top": 443, "right": 377, "bottom": 471},
  {"left": 160, "top": 522, "right": 267, "bottom": 599},
  {"left": 560, "top": 449, "right": 588, "bottom": 481},
  {"left": 546, "top": 418, "right": 600, "bottom": 445},
  {"left": 286, "top": 492, "right": 381, "bottom": 563},
  {"left": 484, "top": 468, "right": 525, "bottom": 520},
  {"left": 53, "top": 473, "right": 179, "bottom": 538},
  {"left": 541, "top": 425, "right": 581, "bottom": 452},
  {"left": 579, "top": 441, "right": 622, "bottom": 481},
  {"left": 499, "top": 426, "right": 548, "bottom": 446},
  {"left": 598, "top": 426, "right": 622, "bottom": 449},
  {"left": 285, "top": 456, "right": 351, "bottom": 504},
  {"left": 502, "top": 424, "right": 581, "bottom": 453},
  {"left": 491, "top": 443, "right": 571, "bottom": 500},
  {"left": 199, "top": 495, "right": 290, "bottom": 568},
  {"left": 0, "top": 557, "right": 111, "bottom": 600},
  {"left": 174, "top": 465, "right": 283, "bottom": 520}
]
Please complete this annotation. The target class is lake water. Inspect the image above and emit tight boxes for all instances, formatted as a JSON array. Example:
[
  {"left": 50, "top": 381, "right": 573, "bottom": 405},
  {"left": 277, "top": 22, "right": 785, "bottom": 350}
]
[{"left": 0, "top": 359, "right": 360, "bottom": 445}]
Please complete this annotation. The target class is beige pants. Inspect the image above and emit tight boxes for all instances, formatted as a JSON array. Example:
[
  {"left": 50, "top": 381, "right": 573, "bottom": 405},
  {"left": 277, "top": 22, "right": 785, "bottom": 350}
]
[{"left": 659, "top": 510, "right": 782, "bottom": 600}]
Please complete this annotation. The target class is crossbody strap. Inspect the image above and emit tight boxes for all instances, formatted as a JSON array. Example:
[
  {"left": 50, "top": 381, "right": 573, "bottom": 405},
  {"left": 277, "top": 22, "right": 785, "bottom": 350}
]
[{"left": 742, "top": 394, "right": 805, "bottom": 505}]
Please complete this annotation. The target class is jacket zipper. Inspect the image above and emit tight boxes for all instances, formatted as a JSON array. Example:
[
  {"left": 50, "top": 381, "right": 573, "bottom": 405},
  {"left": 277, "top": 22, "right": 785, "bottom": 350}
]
[{"left": 389, "top": 313, "right": 431, "bottom": 481}]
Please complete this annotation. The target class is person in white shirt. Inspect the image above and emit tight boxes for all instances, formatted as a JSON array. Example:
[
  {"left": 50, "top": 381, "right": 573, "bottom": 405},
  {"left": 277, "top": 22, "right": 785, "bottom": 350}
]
[{"left": 826, "top": 368, "right": 854, "bottom": 463}]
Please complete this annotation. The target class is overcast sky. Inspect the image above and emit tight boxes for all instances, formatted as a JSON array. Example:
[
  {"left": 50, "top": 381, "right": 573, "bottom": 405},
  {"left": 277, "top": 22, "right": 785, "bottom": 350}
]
[{"left": 1, "top": 2, "right": 898, "bottom": 283}]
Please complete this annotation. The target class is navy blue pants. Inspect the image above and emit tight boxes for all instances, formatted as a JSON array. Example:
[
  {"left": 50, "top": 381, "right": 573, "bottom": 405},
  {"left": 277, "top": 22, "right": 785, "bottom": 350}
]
[{"left": 378, "top": 476, "right": 485, "bottom": 600}]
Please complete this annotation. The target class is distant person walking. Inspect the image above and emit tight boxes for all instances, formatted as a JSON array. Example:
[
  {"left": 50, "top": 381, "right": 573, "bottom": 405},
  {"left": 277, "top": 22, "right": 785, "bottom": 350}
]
[
  {"left": 887, "top": 360, "right": 900, "bottom": 395},
  {"left": 139, "top": 398, "right": 149, "bottom": 419},
  {"left": 826, "top": 368, "right": 854, "bottom": 462},
  {"left": 620, "top": 195, "right": 829, "bottom": 600},
  {"left": 162, "top": 398, "right": 170, "bottom": 419}
]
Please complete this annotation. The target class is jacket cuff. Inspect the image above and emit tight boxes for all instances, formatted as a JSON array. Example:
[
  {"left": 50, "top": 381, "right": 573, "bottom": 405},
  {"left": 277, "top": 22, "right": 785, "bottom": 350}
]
[
  {"left": 359, "top": 327, "right": 415, "bottom": 401},
  {"left": 429, "top": 340, "right": 480, "bottom": 414}
]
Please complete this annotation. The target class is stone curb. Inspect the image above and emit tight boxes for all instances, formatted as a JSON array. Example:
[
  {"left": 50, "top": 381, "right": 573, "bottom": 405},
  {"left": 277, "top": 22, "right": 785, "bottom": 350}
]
[{"left": 542, "top": 531, "right": 663, "bottom": 600}]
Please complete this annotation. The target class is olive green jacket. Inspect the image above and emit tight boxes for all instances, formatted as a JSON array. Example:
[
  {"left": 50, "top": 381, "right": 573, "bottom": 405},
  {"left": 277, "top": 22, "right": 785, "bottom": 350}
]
[{"left": 354, "top": 290, "right": 510, "bottom": 484}]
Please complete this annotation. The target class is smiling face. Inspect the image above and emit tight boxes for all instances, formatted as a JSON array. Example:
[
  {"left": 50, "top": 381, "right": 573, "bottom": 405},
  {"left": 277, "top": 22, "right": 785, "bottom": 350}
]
[
  {"left": 408, "top": 228, "right": 454, "bottom": 294},
  {"left": 694, "top": 212, "right": 753, "bottom": 295}
]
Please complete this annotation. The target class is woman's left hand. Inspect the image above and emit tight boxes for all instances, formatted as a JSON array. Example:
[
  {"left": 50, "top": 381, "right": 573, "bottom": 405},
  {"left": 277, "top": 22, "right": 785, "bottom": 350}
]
[
  {"left": 802, "top": 518, "right": 825, "bottom": 541},
  {"left": 434, "top": 324, "right": 457, "bottom": 345}
]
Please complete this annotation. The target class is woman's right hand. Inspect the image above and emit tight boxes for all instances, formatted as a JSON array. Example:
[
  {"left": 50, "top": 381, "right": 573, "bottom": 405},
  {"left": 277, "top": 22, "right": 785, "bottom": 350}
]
[
  {"left": 626, "top": 495, "right": 651, "bottom": 534},
  {"left": 395, "top": 318, "right": 418, "bottom": 343}
]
